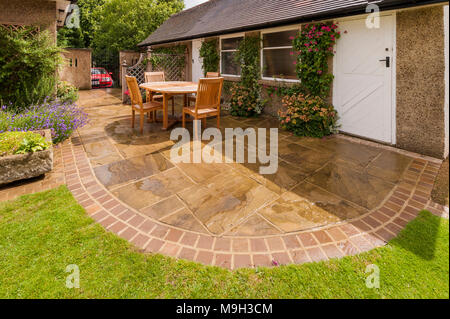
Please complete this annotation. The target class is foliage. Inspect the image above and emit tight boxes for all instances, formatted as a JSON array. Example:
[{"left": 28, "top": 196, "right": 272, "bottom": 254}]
[
  {"left": 229, "top": 84, "right": 264, "bottom": 117},
  {"left": 230, "top": 36, "right": 265, "bottom": 117},
  {"left": 0, "top": 28, "right": 63, "bottom": 113},
  {"left": 0, "top": 100, "right": 88, "bottom": 144},
  {"left": 279, "top": 93, "right": 338, "bottom": 138},
  {"left": 0, "top": 189, "right": 448, "bottom": 299},
  {"left": 56, "top": 81, "right": 79, "bottom": 104},
  {"left": 77, "top": 0, "right": 107, "bottom": 48},
  {"left": 293, "top": 22, "right": 341, "bottom": 97},
  {"left": 0, "top": 131, "right": 49, "bottom": 157},
  {"left": 264, "top": 81, "right": 308, "bottom": 99},
  {"left": 199, "top": 39, "right": 219, "bottom": 76},
  {"left": 92, "top": 0, "right": 183, "bottom": 55},
  {"left": 57, "top": 26, "right": 85, "bottom": 48}
]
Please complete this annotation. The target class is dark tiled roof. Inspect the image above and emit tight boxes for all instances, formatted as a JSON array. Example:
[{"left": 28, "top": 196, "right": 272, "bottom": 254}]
[{"left": 139, "top": 0, "right": 446, "bottom": 46}]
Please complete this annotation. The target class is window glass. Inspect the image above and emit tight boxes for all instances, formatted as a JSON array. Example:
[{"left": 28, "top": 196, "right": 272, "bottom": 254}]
[
  {"left": 262, "top": 29, "right": 298, "bottom": 80},
  {"left": 263, "top": 30, "right": 297, "bottom": 48},
  {"left": 221, "top": 52, "right": 241, "bottom": 76},
  {"left": 220, "top": 36, "right": 243, "bottom": 76},
  {"left": 221, "top": 37, "right": 243, "bottom": 50},
  {"left": 262, "top": 48, "right": 297, "bottom": 80}
]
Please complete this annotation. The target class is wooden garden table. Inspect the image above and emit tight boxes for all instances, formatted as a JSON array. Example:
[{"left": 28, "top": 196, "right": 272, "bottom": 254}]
[{"left": 139, "top": 81, "right": 198, "bottom": 130}]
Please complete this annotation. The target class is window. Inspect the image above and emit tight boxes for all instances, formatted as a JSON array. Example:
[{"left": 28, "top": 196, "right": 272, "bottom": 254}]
[
  {"left": 262, "top": 29, "right": 298, "bottom": 80},
  {"left": 220, "top": 35, "right": 243, "bottom": 76}
]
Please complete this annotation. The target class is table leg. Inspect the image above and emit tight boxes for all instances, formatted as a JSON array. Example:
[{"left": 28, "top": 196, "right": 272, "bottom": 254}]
[{"left": 162, "top": 93, "right": 168, "bottom": 130}]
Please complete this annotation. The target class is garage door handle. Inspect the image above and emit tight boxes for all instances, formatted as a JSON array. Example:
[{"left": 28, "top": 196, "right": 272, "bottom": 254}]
[{"left": 379, "top": 57, "right": 390, "bottom": 68}]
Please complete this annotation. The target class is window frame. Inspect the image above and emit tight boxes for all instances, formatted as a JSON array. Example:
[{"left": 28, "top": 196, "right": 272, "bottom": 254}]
[
  {"left": 260, "top": 25, "right": 301, "bottom": 82},
  {"left": 219, "top": 32, "right": 245, "bottom": 78}
]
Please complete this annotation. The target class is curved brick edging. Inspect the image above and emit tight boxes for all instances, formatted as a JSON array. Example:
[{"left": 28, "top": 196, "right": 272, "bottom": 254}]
[{"left": 61, "top": 135, "right": 449, "bottom": 270}]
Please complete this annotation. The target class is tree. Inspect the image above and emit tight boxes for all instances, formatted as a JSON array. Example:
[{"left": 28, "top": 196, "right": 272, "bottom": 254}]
[
  {"left": 78, "top": 0, "right": 106, "bottom": 48},
  {"left": 57, "top": 26, "right": 85, "bottom": 48},
  {"left": 92, "top": 0, "right": 184, "bottom": 54}
]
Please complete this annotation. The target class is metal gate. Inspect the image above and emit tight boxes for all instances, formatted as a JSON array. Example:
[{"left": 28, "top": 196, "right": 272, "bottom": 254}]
[{"left": 92, "top": 49, "right": 120, "bottom": 88}]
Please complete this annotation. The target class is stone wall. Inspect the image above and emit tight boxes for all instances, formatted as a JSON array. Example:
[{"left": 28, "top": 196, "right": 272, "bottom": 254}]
[
  {"left": 0, "top": 0, "right": 57, "bottom": 40},
  {"left": 396, "top": 5, "right": 446, "bottom": 158},
  {"left": 60, "top": 48, "right": 92, "bottom": 90}
]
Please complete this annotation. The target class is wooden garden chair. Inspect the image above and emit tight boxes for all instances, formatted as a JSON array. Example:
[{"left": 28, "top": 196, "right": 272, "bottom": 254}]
[
  {"left": 182, "top": 77, "right": 224, "bottom": 134},
  {"left": 126, "top": 75, "right": 163, "bottom": 134},
  {"left": 144, "top": 71, "right": 175, "bottom": 116},
  {"left": 187, "top": 72, "right": 220, "bottom": 106}
]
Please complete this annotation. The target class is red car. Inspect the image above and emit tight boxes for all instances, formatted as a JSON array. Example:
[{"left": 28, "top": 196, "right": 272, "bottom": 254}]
[{"left": 91, "top": 67, "right": 114, "bottom": 88}]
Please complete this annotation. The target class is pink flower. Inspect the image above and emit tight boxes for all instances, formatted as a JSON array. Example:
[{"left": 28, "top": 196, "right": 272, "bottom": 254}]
[
  {"left": 289, "top": 36, "right": 295, "bottom": 40},
  {"left": 290, "top": 51, "right": 294, "bottom": 56},
  {"left": 317, "top": 70, "right": 323, "bottom": 75},
  {"left": 124, "top": 90, "right": 130, "bottom": 96},
  {"left": 293, "top": 61, "right": 297, "bottom": 65}
]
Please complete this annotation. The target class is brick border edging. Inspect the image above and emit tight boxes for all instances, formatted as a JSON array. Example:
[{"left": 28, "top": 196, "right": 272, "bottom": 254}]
[{"left": 62, "top": 136, "right": 449, "bottom": 270}]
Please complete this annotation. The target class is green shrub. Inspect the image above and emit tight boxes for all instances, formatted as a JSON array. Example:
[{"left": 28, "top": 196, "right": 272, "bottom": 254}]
[
  {"left": 199, "top": 39, "right": 219, "bottom": 76},
  {"left": 279, "top": 93, "right": 338, "bottom": 138},
  {"left": 0, "top": 131, "right": 50, "bottom": 157},
  {"left": 230, "top": 36, "right": 265, "bottom": 117},
  {"left": 57, "top": 81, "right": 79, "bottom": 104},
  {"left": 0, "top": 27, "right": 63, "bottom": 112}
]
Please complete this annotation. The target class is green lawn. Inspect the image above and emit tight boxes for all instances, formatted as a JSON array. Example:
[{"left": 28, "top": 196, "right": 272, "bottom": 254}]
[{"left": 0, "top": 186, "right": 448, "bottom": 299}]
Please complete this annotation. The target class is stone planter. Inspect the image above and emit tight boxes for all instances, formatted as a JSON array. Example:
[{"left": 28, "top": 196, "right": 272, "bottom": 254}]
[{"left": 0, "top": 130, "right": 53, "bottom": 186}]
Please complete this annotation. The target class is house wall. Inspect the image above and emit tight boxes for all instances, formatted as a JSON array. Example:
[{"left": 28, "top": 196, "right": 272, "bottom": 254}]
[
  {"left": 396, "top": 5, "right": 447, "bottom": 158},
  {"left": 59, "top": 48, "right": 92, "bottom": 90},
  {"left": 444, "top": 5, "right": 449, "bottom": 158},
  {"left": 0, "top": 0, "right": 57, "bottom": 40}
]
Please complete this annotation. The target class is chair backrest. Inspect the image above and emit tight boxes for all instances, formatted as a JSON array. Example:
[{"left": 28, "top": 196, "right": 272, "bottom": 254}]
[
  {"left": 206, "top": 72, "right": 220, "bottom": 78},
  {"left": 145, "top": 71, "right": 165, "bottom": 83},
  {"left": 125, "top": 75, "right": 142, "bottom": 106},
  {"left": 195, "top": 77, "right": 224, "bottom": 111}
]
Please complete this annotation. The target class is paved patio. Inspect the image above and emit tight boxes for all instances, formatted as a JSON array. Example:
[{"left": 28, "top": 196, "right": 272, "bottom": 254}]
[{"left": 1, "top": 88, "right": 447, "bottom": 269}]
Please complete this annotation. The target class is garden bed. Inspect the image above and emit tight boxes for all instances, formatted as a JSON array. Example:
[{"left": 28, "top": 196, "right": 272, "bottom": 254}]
[{"left": 0, "top": 130, "right": 53, "bottom": 186}]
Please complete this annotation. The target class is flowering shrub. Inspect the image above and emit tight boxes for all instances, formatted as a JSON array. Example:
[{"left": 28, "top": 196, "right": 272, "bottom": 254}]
[
  {"left": 0, "top": 100, "right": 88, "bottom": 144},
  {"left": 230, "top": 83, "right": 264, "bottom": 117},
  {"left": 293, "top": 22, "right": 341, "bottom": 97},
  {"left": 279, "top": 93, "right": 338, "bottom": 138},
  {"left": 57, "top": 81, "right": 79, "bottom": 104}
]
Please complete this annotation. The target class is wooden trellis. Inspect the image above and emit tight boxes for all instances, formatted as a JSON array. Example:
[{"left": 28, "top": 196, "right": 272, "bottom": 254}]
[{"left": 0, "top": 23, "right": 40, "bottom": 37}]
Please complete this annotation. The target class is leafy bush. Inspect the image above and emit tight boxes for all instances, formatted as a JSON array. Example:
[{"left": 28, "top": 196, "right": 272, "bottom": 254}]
[
  {"left": 0, "top": 131, "right": 50, "bottom": 157},
  {"left": 0, "top": 101, "right": 88, "bottom": 144},
  {"left": 278, "top": 93, "right": 338, "bottom": 138},
  {"left": 199, "top": 39, "right": 219, "bottom": 76},
  {"left": 293, "top": 22, "right": 341, "bottom": 98},
  {"left": 57, "top": 81, "right": 79, "bottom": 104},
  {"left": 230, "top": 36, "right": 265, "bottom": 117},
  {"left": 230, "top": 84, "right": 264, "bottom": 117},
  {"left": 0, "top": 28, "right": 63, "bottom": 113}
]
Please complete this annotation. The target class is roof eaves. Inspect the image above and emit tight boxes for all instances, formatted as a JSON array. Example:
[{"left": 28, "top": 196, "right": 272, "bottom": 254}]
[{"left": 138, "top": 0, "right": 448, "bottom": 47}]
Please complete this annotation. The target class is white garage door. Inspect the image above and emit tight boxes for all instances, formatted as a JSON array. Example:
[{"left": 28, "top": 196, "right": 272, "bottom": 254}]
[{"left": 334, "top": 15, "right": 395, "bottom": 144}]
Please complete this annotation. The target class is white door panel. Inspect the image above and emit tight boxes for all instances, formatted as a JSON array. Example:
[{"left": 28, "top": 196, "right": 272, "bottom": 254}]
[{"left": 334, "top": 15, "right": 394, "bottom": 144}]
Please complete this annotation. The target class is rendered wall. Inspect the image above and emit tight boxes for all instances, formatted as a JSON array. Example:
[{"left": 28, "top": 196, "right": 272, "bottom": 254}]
[
  {"left": 396, "top": 5, "right": 446, "bottom": 158},
  {"left": 60, "top": 48, "right": 92, "bottom": 90},
  {"left": 0, "top": 0, "right": 57, "bottom": 40}
]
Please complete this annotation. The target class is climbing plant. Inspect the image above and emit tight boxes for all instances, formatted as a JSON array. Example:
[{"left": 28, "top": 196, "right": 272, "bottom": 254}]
[
  {"left": 199, "top": 39, "right": 219, "bottom": 76},
  {"left": 229, "top": 36, "right": 265, "bottom": 117},
  {"left": 293, "top": 22, "right": 341, "bottom": 98}
]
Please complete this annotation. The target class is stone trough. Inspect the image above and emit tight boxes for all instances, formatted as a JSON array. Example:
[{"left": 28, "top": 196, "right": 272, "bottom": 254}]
[{"left": 0, "top": 130, "right": 53, "bottom": 186}]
